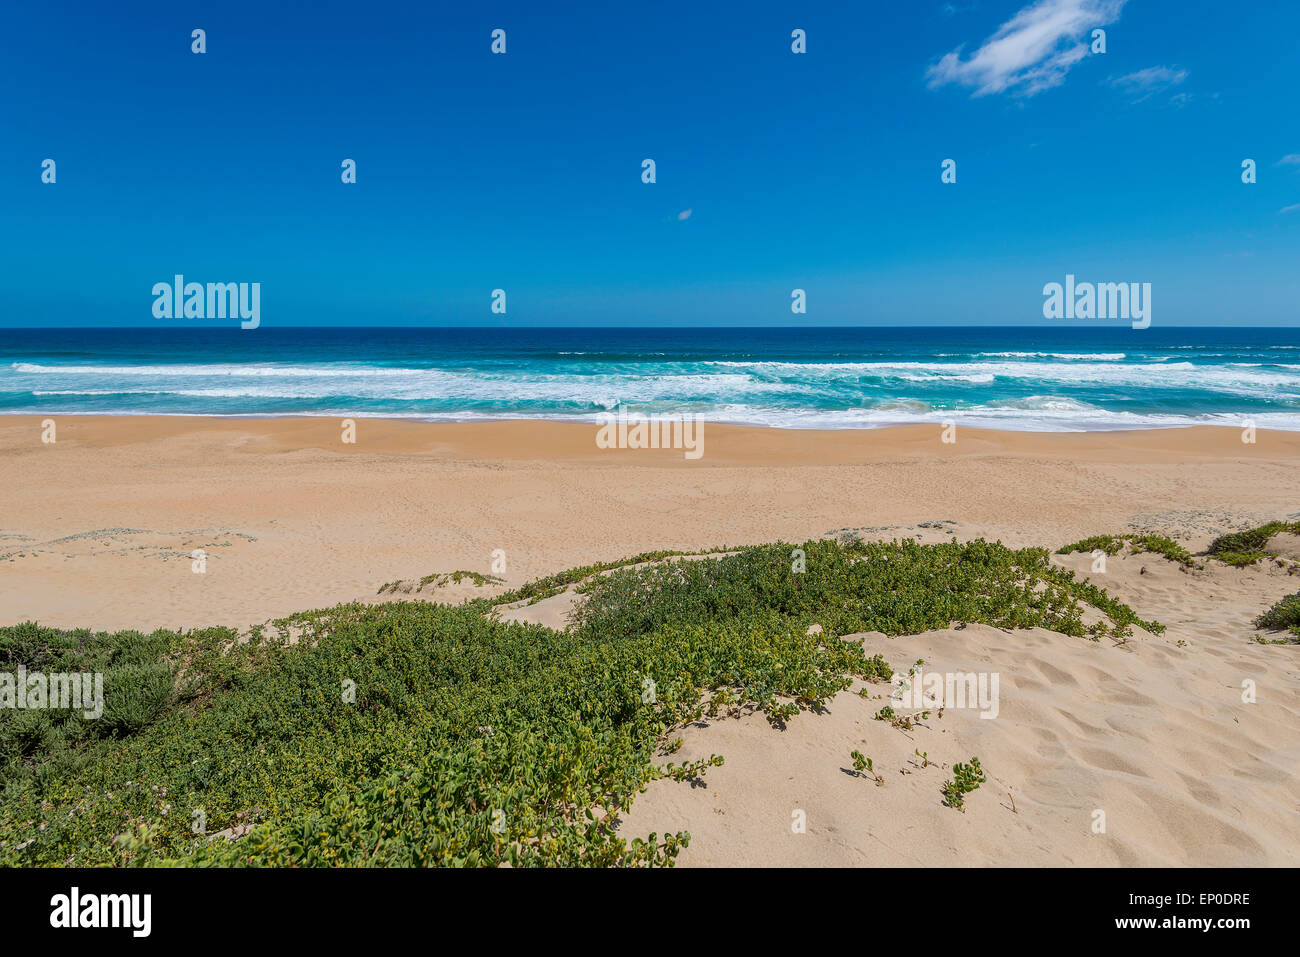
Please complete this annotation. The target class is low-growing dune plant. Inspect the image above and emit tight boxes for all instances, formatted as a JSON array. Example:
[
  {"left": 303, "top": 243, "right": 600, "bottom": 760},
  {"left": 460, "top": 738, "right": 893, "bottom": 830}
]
[
  {"left": 850, "top": 750, "right": 884, "bottom": 786},
  {"left": 0, "top": 537, "right": 1157, "bottom": 867},
  {"left": 659, "top": 755, "right": 725, "bottom": 782},
  {"left": 1206, "top": 520, "right": 1300, "bottom": 567},
  {"left": 571, "top": 538, "right": 1161, "bottom": 642},
  {"left": 1210, "top": 548, "right": 1272, "bottom": 568},
  {"left": 941, "top": 757, "right": 986, "bottom": 811},
  {"left": 490, "top": 546, "right": 740, "bottom": 607},
  {"left": 1057, "top": 535, "right": 1201, "bottom": 569},
  {"left": 874, "top": 705, "right": 929, "bottom": 731},
  {"left": 1255, "top": 592, "right": 1300, "bottom": 641},
  {"left": 377, "top": 570, "right": 505, "bottom": 595}
]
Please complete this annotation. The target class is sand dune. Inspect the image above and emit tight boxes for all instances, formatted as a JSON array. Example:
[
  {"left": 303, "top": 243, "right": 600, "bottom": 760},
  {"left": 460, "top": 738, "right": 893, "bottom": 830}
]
[
  {"left": 623, "top": 571, "right": 1300, "bottom": 866},
  {"left": 502, "top": 543, "right": 1300, "bottom": 866}
]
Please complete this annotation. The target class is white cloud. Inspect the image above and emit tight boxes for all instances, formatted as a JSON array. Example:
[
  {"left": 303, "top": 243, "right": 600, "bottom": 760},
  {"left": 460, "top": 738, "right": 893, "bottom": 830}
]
[
  {"left": 927, "top": 0, "right": 1125, "bottom": 97},
  {"left": 1279, "top": 203, "right": 1300, "bottom": 215},
  {"left": 1108, "top": 65, "right": 1189, "bottom": 102},
  {"left": 677, "top": 209, "right": 693, "bottom": 221},
  {"left": 1278, "top": 155, "right": 1300, "bottom": 167}
]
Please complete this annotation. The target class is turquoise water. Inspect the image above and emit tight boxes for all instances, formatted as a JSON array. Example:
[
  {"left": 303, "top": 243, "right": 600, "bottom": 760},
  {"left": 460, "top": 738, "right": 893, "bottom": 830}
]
[{"left": 4, "top": 326, "right": 1300, "bottom": 431}]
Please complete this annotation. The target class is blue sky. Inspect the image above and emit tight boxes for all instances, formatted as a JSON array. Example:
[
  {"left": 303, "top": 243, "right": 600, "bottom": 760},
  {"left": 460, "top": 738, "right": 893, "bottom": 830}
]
[{"left": 1, "top": 0, "right": 1297, "bottom": 326}]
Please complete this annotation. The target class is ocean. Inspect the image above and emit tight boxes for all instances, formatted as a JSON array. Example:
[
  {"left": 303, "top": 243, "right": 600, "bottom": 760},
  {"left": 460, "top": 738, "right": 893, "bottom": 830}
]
[{"left": 3, "top": 326, "right": 1300, "bottom": 431}]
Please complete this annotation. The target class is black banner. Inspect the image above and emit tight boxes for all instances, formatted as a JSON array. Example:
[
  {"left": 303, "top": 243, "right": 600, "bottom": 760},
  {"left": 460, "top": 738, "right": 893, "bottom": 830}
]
[{"left": 2, "top": 867, "right": 1274, "bottom": 943}]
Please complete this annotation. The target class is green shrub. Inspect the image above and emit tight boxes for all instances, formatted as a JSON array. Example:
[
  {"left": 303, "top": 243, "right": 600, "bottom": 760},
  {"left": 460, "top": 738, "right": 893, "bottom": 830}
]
[
  {"left": 1255, "top": 593, "right": 1300, "bottom": 635},
  {"left": 100, "top": 663, "right": 177, "bottom": 735},
  {"left": 575, "top": 539, "right": 1161, "bottom": 641},
  {"left": 1057, "top": 534, "right": 1200, "bottom": 568},
  {"left": 1207, "top": 521, "right": 1300, "bottom": 566},
  {"left": 492, "top": 547, "right": 738, "bottom": 606},
  {"left": 1059, "top": 535, "right": 1127, "bottom": 557},
  {"left": 1214, "top": 550, "right": 1272, "bottom": 567}
]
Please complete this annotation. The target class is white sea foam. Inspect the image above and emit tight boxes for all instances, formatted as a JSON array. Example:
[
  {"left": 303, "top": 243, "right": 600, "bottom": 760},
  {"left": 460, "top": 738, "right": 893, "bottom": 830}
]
[
  {"left": 978, "top": 352, "right": 1126, "bottom": 361},
  {"left": 15, "top": 358, "right": 1300, "bottom": 395},
  {"left": 11, "top": 362, "right": 424, "bottom": 378},
  {"left": 8, "top": 352, "right": 1300, "bottom": 430}
]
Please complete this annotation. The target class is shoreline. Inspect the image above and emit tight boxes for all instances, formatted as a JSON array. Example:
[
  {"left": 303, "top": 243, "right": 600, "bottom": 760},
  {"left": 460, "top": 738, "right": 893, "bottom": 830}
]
[
  {"left": 6, "top": 414, "right": 1300, "bottom": 463},
  {"left": 5, "top": 409, "right": 1300, "bottom": 437}
]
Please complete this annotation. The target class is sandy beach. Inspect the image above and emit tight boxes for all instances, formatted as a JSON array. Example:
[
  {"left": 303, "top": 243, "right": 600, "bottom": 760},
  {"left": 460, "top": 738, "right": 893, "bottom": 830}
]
[
  {"left": 4, "top": 415, "right": 1298, "bottom": 632},
  {"left": 4, "top": 415, "right": 1298, "bottom": 867}
]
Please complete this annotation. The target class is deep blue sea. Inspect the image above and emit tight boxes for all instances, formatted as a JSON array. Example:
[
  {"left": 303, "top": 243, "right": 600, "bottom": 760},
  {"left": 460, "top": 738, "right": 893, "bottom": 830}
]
[{"left": 4, "top": 326, "right": 1300, "bottom": 431}]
